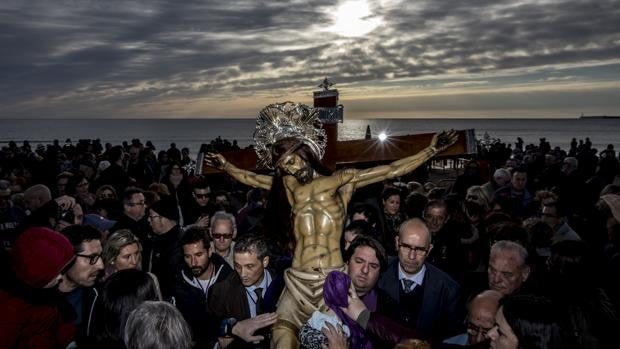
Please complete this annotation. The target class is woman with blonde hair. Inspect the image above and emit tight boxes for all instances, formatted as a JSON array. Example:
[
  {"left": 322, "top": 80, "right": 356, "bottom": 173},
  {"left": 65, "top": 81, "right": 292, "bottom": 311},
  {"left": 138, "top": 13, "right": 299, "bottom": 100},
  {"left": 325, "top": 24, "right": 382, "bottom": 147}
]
[{"left": 102, "top": 229, "right": 142, "bottom": 280}]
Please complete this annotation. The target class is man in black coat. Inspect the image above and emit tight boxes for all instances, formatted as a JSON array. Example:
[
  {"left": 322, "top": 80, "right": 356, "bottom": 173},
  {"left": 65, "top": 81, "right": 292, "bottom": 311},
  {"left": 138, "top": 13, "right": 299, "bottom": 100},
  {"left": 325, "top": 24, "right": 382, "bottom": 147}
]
[
  {"left": 174, "top": 226, "right": 232, "bottom": 348},
  {"left": 146, "top": 197, "right": 184, "bottom": 300}
]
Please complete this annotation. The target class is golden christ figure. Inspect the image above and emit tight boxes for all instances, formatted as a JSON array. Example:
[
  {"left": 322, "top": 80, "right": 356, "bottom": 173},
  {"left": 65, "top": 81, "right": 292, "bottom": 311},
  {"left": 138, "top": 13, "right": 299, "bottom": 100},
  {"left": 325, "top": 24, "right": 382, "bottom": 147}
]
[{"left": 204, "top": 102, "right": 457, "bottom": 348}]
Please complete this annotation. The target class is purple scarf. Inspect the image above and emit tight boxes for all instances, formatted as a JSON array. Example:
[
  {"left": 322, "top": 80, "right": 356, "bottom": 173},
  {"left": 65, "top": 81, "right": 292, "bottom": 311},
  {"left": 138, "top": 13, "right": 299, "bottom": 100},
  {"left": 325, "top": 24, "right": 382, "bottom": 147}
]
[{"left": 323, "top": 271, "right": 373, "bottom": 349}]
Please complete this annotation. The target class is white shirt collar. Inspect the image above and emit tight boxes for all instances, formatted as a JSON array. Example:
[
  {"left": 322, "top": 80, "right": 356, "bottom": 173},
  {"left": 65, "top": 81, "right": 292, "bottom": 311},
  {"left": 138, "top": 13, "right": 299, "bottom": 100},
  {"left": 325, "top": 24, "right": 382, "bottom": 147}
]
[{"left": 398, "top": 263, "right": 426, "bottom": 286}]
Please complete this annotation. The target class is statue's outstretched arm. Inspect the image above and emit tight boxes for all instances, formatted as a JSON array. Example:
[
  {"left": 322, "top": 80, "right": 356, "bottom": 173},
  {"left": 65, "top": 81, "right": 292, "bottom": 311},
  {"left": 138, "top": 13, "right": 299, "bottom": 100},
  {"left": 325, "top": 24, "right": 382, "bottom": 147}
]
[
  {"left": 351, "top": 130, "right": 458, "bottom": 188},
  {"left": 204, "top": 152, "right": 273, "bottom": 190}
]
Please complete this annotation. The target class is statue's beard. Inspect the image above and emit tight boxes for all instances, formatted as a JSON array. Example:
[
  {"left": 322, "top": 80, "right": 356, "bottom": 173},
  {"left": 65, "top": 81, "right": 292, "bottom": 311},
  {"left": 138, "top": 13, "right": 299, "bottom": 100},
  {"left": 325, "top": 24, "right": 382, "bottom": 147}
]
[{"left": 293, "top": 166, "right": 314, "bottom": 184}]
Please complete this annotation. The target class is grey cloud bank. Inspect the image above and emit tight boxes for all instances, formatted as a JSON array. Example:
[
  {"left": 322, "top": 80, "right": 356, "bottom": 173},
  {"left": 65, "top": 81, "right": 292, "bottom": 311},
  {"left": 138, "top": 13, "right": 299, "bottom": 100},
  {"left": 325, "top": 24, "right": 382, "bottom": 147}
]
[{"left": 1, "top": 0, "right": 619, "bottom": 118}]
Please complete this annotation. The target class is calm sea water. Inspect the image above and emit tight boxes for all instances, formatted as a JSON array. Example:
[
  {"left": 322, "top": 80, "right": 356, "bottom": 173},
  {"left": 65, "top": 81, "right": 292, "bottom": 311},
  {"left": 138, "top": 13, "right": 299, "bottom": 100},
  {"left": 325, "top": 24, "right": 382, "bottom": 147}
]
[{"left": 1, "top": 118, "right": 619, "bottom": 158}]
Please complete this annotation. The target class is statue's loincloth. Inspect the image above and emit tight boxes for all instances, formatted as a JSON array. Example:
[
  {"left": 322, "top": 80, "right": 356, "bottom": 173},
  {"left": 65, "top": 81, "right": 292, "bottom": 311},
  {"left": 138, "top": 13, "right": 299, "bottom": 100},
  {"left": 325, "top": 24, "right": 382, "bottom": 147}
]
[{"left": 274, "top": 265, "right": 346, "bottom": 331}]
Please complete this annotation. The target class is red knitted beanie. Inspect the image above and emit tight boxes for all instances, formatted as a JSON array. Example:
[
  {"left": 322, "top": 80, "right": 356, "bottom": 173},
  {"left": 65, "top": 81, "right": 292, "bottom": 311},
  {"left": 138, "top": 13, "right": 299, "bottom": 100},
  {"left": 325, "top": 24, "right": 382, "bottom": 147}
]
[{"left": 10, "top": 227, "right": 75, "bottom": 288}]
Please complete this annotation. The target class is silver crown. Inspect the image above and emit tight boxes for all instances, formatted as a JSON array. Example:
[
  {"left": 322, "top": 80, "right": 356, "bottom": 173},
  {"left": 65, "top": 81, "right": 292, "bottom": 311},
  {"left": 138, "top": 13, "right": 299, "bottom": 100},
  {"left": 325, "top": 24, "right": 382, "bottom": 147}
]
[{"left": 253, "top": 102, "right": 327, "bottom": 169}]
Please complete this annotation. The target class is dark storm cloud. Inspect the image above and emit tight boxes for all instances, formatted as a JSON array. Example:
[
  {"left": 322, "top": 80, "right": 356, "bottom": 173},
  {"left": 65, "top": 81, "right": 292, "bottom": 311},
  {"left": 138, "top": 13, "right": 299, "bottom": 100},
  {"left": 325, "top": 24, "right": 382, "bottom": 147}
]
[
  {"left": 1, "top": 0, "right": 619, "bottom": 117},
  {"left": 371, "top": 0, "right": 620, "bottom": 76}
]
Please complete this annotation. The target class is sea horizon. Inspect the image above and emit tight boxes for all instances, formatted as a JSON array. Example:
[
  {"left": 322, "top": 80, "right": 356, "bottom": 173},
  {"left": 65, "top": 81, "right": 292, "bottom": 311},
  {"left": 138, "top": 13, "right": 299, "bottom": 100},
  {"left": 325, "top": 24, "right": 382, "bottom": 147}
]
[{"left": 2, "top": 117, "right": 619, "bottom": 157}]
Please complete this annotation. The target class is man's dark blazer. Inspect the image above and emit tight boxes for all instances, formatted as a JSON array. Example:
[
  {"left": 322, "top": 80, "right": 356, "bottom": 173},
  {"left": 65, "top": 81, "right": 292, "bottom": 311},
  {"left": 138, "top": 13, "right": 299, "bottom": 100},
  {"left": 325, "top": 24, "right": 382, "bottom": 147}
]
[
  {"left": 377, "top": 258, "right": 465, "bottom": 343},
  {"left": 207, "top": 269, "right": 284, "bottom": 349}
]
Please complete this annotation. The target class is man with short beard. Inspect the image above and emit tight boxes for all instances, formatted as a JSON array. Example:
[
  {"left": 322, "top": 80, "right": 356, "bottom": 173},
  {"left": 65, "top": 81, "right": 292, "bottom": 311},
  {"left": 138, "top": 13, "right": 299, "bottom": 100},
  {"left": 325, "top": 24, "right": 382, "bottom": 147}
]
[{"left": 174, "top": 226, "right": 232, "bottom": 348}]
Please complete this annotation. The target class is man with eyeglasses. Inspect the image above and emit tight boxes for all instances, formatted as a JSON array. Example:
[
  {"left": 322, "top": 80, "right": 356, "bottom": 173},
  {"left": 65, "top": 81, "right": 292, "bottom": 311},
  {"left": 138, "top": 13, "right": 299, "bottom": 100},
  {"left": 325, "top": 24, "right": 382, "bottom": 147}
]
[
  {"left": 210, "top": 211, "right": 237, "bottom": 268},
  {"left": 110, "top": 187, "right": 152, "bottom": 264},
  {"left": 443, "top": 290, "right": 503, "bottom": 347},
  {"left": 58, "top": 225, "right": 105, "bottom": 347},
  {"left": 377, "top": 218, "right": 465, "bottom": 344}
]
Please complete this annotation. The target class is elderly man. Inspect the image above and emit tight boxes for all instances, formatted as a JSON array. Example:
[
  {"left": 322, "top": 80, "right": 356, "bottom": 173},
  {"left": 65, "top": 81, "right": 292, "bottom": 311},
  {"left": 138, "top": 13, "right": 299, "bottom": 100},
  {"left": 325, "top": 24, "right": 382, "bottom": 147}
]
[
  {"left": 487, "top": 240, "right": 530, "bottom": 296},
  {"left": 377, "top": 218, "right": 464, "bottom": 343},
  {"left": 210, "top": 211, "right": 237, "bottom": 268},
  {"left": 443, "top": 290, "right": 503, "bottom": 347},
  {"left": 481, "top": 168, "right": 511, "bottom": 203},
  {"left": 205, "top": 102, "right": 457, "bottom": 348}
]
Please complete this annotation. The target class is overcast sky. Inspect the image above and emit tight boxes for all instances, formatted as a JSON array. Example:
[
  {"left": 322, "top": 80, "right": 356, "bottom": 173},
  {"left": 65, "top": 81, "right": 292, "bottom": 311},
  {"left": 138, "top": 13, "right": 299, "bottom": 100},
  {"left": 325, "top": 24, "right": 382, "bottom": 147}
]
[{"left": 1, "top": 0, "right": 619, "bottom": 118}]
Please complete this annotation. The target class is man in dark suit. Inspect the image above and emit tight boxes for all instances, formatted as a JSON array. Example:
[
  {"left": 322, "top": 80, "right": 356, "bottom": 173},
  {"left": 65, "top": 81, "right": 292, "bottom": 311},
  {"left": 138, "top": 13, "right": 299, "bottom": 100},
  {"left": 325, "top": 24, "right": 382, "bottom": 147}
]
[
  {"left": 377, "top": 218, "right": 465, "bottom": 344},
  {"left": 208, "top": 234, "right": 282, "bottom": 349}
]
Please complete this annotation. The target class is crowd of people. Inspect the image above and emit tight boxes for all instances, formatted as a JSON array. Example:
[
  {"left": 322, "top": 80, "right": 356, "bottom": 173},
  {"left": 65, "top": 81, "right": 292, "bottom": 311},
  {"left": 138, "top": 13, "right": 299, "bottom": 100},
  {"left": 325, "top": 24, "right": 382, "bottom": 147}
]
[{"left": 1, "top": 134, "right": 619, "bottom": 349}]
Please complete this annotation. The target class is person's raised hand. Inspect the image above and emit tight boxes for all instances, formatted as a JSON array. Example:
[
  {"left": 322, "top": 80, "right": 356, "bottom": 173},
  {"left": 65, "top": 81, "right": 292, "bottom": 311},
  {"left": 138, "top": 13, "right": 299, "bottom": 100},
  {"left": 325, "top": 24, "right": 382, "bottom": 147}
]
[
  {"left": 231, "top": 312, "right": 278, "bottom": 342},
  {"left": 341, "top": 288, "right": 367, "bottom": 321}
]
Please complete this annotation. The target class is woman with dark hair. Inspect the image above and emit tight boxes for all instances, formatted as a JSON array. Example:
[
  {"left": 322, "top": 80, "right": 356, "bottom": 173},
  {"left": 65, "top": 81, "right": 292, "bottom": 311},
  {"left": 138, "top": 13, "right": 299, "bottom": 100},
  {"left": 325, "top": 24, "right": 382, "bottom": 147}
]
[
  {"left": 92, "top": 269, "right": 162, "bottom": 349},
  {"left": 380, "top": 187, "right": 407, "bottom": 255},
  {"left": 488, "top": 295, "right": 565, "bottom": 349},
  {"left": 161, "top": 161, "right": 191, "bottom": 225}
]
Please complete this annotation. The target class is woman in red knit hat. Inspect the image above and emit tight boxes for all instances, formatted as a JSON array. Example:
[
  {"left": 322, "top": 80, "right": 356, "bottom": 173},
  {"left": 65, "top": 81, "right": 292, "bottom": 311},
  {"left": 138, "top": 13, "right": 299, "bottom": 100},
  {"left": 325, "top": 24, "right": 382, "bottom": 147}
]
[{"left": 0, "top": 227, "right": 77, "bottom": 349}]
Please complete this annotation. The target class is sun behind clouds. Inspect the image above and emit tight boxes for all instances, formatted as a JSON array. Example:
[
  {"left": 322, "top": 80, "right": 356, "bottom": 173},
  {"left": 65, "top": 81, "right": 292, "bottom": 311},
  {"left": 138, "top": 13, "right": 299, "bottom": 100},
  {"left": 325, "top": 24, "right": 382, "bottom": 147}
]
[{"left": 326, "top": 0, "right": 383, "bottom": 38}]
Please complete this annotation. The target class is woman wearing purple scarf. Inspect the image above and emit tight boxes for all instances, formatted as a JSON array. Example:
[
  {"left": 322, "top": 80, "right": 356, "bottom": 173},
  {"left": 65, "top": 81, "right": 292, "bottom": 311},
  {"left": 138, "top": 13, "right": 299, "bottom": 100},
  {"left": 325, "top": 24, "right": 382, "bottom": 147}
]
[{"left": 299, "top": 271, "right": 373, "bottom": 349}]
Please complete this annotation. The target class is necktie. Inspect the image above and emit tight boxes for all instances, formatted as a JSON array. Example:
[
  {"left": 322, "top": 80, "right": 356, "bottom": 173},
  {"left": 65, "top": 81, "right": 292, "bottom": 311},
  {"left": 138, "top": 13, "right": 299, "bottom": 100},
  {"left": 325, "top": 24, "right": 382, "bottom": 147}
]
[
  {"left": 402, "top": 279, "right": 415, "bottom": 293},
  {"left": 254, "top": 287, "right": 263, "bottom": 314}
]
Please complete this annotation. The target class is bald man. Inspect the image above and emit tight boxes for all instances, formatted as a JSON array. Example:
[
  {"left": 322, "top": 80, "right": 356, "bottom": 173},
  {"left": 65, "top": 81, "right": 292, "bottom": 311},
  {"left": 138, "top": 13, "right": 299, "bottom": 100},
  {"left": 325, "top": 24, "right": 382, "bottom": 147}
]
[
  {"left": 377, "top": 218, "right": 465, "bottom": 343},
  {"left": 443, "top": 289, "right": 503, "bottom": 347},
  {"left": 467, "top": 290, "right": 503, "bottom": 346}
]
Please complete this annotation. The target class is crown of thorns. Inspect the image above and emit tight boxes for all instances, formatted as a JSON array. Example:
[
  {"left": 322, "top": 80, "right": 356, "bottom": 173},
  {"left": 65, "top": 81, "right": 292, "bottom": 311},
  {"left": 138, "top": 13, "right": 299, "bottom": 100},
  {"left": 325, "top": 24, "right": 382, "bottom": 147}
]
[{"left": 253, "top": 102, "right": 327, "bottom": 169}]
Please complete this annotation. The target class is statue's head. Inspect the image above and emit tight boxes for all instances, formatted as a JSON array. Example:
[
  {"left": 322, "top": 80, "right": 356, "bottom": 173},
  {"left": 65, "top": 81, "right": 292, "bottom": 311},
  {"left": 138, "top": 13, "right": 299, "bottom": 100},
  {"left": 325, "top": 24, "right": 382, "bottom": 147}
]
[
  {"left": 253, "top": 102, "right": 326, "bottom": 170},
  {"left": 271, "top": 137, "right": 319, "bottom": 184}
]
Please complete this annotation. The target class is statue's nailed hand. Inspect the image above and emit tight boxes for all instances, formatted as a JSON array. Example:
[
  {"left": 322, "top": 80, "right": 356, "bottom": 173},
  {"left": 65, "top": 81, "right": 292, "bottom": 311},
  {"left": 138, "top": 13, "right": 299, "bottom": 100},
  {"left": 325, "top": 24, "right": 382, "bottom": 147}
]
[
  {"left": 431, "top": 130, "right": 458, "bottom": 153},
  {"left": 204, "top": 152, "right": 227, "bottom": 170}
]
